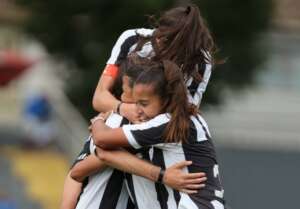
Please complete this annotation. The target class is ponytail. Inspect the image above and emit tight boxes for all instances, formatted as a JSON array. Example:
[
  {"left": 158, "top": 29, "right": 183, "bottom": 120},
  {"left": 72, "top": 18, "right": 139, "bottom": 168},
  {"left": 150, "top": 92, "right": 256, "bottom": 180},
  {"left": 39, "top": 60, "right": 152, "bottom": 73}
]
[
  {"left": 151, "top": 4, "right": 215, "bottom": 81},
  {"left": 162, "top": 60, "right": 196, "bottom": 142}
]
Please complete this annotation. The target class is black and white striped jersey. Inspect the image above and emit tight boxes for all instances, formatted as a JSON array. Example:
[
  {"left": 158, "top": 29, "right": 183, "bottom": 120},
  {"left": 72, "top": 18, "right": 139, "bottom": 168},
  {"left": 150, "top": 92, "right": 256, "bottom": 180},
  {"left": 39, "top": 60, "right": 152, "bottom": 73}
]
[
  {"left": 72, "top": 113, "right": 134, "bottom": 209},
  {"left": 106, "top": 28, "right": 212, "bottom": 107},
  {"left": 122, "top": 113, "right": 225, "bottom": 209}
]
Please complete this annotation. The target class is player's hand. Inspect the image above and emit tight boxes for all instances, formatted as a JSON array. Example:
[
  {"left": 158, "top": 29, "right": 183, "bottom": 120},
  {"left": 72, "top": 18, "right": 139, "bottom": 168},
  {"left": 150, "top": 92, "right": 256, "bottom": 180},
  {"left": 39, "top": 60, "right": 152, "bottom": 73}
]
[
  {"left": 120, "top": 103, "right": 142, "bottom": 124},
  {"left": 89, "top": 111, "right": 112, "bottom": 131},
  {"left": 163, "top": 161, "right": 206, "bottom": 194}
]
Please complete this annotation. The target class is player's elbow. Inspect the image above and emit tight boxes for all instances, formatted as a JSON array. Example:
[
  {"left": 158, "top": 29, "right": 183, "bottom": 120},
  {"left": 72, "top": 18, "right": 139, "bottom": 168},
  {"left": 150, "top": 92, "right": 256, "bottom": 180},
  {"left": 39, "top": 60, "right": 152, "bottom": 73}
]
[
  {"left": 95, "top": 141, "right": 112, "bottom": 150},
  {"left": 70, "top": 167, "right": 85, "bottom": 182},
  {"left": 96, "top": 149, "right": 115, "bottom": 165},
  {"left": 92, "top": 92, "right": 102, "bottom": 112},
  {"left": 96, "top": 149, "right": 108, "bottom": 163},
  {"left": 93, "top": 136, "right": 111, "bottom": 150}
]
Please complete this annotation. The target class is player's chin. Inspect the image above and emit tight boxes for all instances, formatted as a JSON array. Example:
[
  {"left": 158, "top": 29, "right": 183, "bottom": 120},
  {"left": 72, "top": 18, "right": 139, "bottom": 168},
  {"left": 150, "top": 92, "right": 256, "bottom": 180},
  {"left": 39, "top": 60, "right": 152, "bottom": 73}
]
[{"left": 139, "top": 114, "right": 151, "bottom": 122}]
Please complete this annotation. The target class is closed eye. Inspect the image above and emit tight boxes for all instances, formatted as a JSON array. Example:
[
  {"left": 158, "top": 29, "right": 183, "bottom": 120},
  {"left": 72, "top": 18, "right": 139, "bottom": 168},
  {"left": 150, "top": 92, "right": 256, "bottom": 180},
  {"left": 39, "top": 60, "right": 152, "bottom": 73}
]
[{"left": 137, "top": 100, "right": 148, "bottom": 107}]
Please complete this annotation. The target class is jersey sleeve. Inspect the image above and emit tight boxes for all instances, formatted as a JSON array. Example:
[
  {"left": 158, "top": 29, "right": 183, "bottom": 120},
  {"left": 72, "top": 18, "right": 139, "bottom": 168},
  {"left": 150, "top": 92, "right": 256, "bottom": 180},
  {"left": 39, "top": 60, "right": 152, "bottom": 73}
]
[
  {"left": 187, "top": 52, "right": 212, "bottom": 107},
  {"left": 70, "top": 135, "right": 92, "bottom": 168},
  {"left": 122, "top": 114, "right": 170, "bottom": 149},
  {"left": 102, "top": 29, "right": 139, "bottom": 79},
  {"left": 106, "top": 29, "right": 139, "bottom": 65}
]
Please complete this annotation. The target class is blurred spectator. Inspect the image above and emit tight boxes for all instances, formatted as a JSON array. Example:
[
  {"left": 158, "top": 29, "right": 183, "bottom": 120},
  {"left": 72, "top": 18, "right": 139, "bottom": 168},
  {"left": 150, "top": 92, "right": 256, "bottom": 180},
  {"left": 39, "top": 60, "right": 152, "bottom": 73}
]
[{"left": 22, "top": 93, "right": 57, "bottom": 148}]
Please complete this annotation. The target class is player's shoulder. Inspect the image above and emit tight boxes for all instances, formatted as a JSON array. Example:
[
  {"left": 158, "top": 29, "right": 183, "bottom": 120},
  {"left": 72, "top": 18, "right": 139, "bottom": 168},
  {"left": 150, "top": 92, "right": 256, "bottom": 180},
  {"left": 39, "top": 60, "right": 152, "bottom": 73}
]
[
  {"left": 135, "top": 28, "right": 154, "bottom": 37},
  {"left": 119, "top": 28, "right": 154, "bottom": 39},
  {"left": 117, "top": 28, "right": 140, "bottom": 40},
  {"left": 140, "top": 113, "right": 170, "bottom": 128}
]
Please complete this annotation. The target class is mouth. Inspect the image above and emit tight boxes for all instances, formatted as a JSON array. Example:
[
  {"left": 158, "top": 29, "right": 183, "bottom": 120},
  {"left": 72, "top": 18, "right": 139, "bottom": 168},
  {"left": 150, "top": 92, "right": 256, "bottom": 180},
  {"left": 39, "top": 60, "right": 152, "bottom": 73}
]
[{"left": 139, "top": 113, "right": 151, "bottom": 122}]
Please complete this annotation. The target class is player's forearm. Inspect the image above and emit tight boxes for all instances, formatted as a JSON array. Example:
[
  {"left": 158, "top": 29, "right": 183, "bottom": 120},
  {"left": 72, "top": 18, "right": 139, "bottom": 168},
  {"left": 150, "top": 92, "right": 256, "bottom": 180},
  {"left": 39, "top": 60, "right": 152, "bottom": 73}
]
[
  {"left": 70, "top": 155, "right": 107, "bottom": 182},
  {"left": 60, "top": 171, "right": 82, "bottom": 209},
  {"left": 92, "top": 90, "right": 120, "bottom": 113},
  {"left": 92, "top": 74, "right": 119, "bottom": 112},
  {"left": 97, "top": 148, "right": 160, "bottom": 182}
]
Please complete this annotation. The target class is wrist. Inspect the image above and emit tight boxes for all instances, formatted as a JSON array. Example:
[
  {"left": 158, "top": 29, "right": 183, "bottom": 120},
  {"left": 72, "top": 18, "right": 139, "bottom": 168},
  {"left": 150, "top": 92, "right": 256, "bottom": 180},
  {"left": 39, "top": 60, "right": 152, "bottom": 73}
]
[
  {"left": 114, "top": 101, "right": 123, "bottom": 115},
  {"left": 150, "top": 166, "right": 161, "bottom": 182},
  {"left": 91, "top": 115, "right": 105, "bottom": 124},
  {"left": 119, "top": 102, "right": 126, "bottom": 116}
]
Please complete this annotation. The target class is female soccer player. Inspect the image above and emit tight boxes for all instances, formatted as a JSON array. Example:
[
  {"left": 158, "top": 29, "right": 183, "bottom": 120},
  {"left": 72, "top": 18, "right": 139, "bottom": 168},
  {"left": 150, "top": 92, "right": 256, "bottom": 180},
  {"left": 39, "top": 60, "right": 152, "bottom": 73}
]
[
  {"left": 61, "top": 4, "right": 216, "bottom": 208},
  {"left": 63, "top": 58, "right": 206, "bottom": 209},
  {"left": 92, "top": 59, "right": 226, "bottom": 209},
  {"left": 93, "top": 4, "right": 215, "bottom": 123}
]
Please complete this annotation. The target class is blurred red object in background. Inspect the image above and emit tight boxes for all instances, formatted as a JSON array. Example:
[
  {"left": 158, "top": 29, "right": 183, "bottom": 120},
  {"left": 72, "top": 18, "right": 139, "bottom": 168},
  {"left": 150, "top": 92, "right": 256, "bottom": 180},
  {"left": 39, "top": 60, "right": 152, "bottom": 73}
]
[{"left": 0, "top": 50, "right": 35, "bottom": 87}]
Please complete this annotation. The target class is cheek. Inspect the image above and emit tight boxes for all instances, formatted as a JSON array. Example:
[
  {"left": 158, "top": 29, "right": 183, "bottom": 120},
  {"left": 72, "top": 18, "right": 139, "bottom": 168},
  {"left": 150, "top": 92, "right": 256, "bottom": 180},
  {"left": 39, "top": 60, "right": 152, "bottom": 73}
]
[{"left": 148, "top": 100, "right": 164, "bottom": 116}]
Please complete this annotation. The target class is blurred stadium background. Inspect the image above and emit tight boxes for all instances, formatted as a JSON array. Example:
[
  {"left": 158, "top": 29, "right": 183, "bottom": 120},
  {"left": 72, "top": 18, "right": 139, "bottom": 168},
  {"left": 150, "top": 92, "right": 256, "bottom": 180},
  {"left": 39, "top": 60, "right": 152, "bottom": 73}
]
[{"left": 0, "top": 0, "right": 299, "bottom": 209}]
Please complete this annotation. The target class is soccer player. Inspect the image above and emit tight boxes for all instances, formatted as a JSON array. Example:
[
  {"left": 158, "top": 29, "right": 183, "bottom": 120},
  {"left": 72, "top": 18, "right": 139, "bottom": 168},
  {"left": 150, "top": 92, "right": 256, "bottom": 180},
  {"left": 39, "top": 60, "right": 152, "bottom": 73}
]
[
  {"left": 65, "top": 59, "right": 206, "bottom": 209},
  {"left": 92, "top": 60, "right": 226, "bottom": 209},
  {"left": 93, "top": 4, "right": 215, "bottom": 123}
]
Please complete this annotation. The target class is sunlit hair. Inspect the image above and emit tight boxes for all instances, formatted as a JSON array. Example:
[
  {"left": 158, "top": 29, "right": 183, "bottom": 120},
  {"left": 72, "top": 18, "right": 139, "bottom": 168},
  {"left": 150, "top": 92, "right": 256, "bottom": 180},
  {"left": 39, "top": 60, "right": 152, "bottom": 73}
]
[
  {"left": 134, "top": 58, "right": 197, "bottom": 142},
  {"left": 137, "top": 4, "right": 216, "bottom": 82}
]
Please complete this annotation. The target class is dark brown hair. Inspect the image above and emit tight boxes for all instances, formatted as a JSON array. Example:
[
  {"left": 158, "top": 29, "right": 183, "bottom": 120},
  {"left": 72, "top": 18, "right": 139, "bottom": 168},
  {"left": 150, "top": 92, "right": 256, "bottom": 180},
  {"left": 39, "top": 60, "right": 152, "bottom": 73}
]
[
  {"left": 119, "top": 54, "right": 146, "bottom": 88},
  {"left": 135, "top": 59, "right": 197, "bottom": 142},
  {"left": 147, "top": 4, "right": 215, "bottom": 82}
]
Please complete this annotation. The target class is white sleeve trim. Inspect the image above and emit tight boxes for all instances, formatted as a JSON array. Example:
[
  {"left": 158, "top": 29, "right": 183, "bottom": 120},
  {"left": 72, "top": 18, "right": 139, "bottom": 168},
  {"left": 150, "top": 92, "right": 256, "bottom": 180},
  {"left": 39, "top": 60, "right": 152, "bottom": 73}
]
[
  {"left": 188, "top": 61, "right": 212, "bottom": 107},
  {"left": 122, "top": 125, "right": 142, "bottom": 149},
  {"left": 106, "top": 29, "right": 138, "bottom": 64},
  {"left": 121, "top": 113, "right": 170, "bottom": 149}
]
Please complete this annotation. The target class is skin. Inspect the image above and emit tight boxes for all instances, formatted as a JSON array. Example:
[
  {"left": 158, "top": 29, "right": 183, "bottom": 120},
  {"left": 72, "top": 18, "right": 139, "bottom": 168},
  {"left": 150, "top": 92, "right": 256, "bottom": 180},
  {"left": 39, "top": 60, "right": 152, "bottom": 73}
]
[
  {"left": 121, "top": 76, "right": 134, "bottom": 103},
  {"left": 70, "top": 154, "right": 106, "bottom": 182},
  {"left": 92, "top": 37, "right": 162, "bottom": 121},
  {"left": 92, "top": 83, "right": 206, "bottom": 193},
  {"left": 91, "top": 84, "right": 167, "bottom": 149},
  {"left": 93, "top": 74, "right": 141, "bottom": 123},
  {"left": 133, "top": 84, "right": 165, "bottom": 120},
  {"left": 73, "top": 82, "right": 206, "bottom": 194},
  {"left": 60, "top": 172, "right": 82, "bottom": 209}
]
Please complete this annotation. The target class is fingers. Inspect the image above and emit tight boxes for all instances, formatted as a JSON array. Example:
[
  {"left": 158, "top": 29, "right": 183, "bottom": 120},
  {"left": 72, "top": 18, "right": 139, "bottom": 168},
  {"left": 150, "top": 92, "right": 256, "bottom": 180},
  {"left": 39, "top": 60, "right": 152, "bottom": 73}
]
[
  {"left": 183, "top": 172, "right": 206, "bottom": 179},
  {"left": 184, "top": 177, "right": 207, "bottom": 184},
  {"left": 171, "top": 160, "right": 192, "bottom": 169},
  {"left": 184, "top": 183, "right": 205, "bottom": 190}
]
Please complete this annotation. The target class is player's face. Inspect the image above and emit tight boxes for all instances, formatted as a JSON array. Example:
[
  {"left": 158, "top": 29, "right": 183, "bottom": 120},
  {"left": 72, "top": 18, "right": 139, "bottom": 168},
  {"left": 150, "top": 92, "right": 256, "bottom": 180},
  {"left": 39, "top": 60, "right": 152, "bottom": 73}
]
[
  {"left": 133, "top": 84, "right": 163, "bottom": 120},
  {"left": 121, "top": 76, "right": 134, "bottom": 103}
]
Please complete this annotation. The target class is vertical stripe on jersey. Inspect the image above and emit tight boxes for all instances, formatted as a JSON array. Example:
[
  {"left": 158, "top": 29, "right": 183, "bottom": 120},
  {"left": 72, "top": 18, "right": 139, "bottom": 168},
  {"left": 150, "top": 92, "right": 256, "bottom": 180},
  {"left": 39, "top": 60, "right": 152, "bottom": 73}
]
[
  {"left": 195, "top": 115, "right": 211, "bottom": 139},
  {"left": 187, "top": 79, "right": 199, "bottom": 97},
  {"left": 140, "top": 147, "right": 151, "bottom": 161},
  {"left": 173, "top": 190, "right": 181, "bottom": 206},
  {"left": 125, "top": 173, "right": 139, "bottom": 209},
  {"left": 186, "top": 62, "right": 206, "bottom": 97},
  {"left": 76, "top": 177, "right": 89, "bottom": 207},
  {"left": 152, "top": 148, "right": 169, "bottom": 209},
  {"left": 126, "top": 198, "right": 135, "bottom": 209},
  {"left": 98, "top": 170, "right": 125, "bottom": 209}
]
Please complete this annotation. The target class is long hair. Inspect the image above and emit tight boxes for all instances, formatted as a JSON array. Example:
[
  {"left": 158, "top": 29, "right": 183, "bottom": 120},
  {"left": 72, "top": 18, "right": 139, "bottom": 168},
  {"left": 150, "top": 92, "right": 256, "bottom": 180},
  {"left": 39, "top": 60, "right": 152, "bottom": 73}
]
[
  {"left": 135, "top": 59, "right": 197, "bottom": 142},
  {"left": 149, "top": 4, "right": 215, "bottom": 81}
]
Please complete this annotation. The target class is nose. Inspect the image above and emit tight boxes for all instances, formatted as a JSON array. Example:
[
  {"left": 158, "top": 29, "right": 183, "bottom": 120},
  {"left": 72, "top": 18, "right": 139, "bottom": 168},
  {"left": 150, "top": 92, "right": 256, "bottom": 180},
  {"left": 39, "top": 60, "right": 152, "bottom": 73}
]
[
  {"left": 135, "top": 103, "right": 143, "bottom": 114},
  {"left": 136, "top": 106, "right": 143, "bottom": 114}
]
